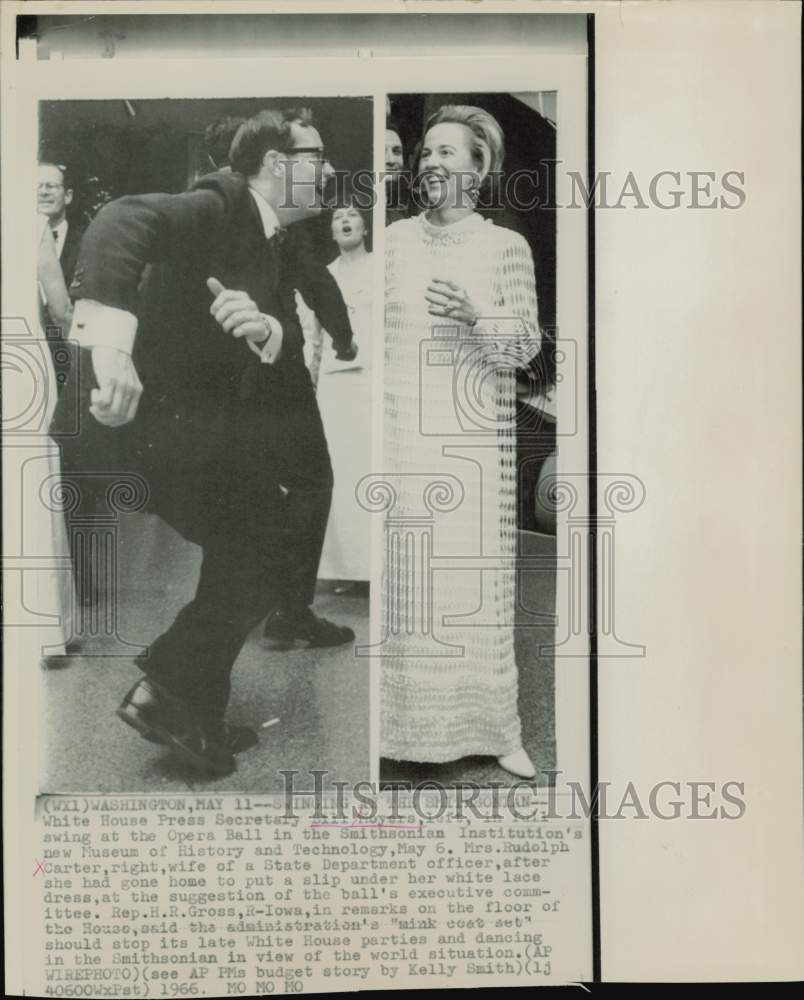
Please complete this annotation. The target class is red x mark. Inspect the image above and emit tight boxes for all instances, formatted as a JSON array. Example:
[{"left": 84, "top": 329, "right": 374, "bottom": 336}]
[{"left": 32, "top": 859, "right": 45, "bottom": 876}]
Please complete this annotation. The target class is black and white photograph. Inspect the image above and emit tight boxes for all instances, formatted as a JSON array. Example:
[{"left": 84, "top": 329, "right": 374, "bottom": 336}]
[
  {"left": 3, "top": 11, "right": 595, "bottom": 988},
  {"left": 33, "top": 95, "right": 374, "bottom": 791},
  {"left": 7, "top": 4, "right": 799, "bottom": 996},
  {"left": 379, "top": 92, "right": 562, "bottom": 787}
]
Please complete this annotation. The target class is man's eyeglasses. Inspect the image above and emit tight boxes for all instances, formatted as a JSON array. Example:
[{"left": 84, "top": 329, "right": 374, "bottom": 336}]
[{"left": 286, "top": 147, "right": 330, "bottom": 165}]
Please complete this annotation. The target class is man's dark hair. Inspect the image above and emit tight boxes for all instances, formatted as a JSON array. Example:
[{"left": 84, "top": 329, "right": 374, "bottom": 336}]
[
  {"left": 204, "top": 116, "right": 246, "bottom": 169},
  {"left": 386, "top": 117, "right": 402, "bottom": 138},
  {"left": 229, "top": 107, "right": 314, "bottom": 177}
]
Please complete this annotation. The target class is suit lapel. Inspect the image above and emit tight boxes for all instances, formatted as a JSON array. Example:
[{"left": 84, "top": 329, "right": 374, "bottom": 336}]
[{"left": 60, "top": 225, "right": 83, "bottom": 288}]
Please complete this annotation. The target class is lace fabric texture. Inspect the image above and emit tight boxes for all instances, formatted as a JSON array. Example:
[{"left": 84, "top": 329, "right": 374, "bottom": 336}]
[{"left": 381, "top": 213, "right": 540, "bottom": 762}]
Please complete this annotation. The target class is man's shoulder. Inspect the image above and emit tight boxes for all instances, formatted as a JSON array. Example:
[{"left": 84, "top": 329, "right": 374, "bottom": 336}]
[
  {"left": 190, "top": 169, "right": 251, "bottom": 218},
  {"left": 64, "top": 221, "right": 85, "bottom": 242}
]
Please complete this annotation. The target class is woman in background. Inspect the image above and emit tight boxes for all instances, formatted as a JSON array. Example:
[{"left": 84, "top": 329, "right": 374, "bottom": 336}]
[
  {"left": 315, "top": 201, "right": 373, "bottom": 586},
  {"left": 382, "top": 105, "right": 540, "bottom": 778}
]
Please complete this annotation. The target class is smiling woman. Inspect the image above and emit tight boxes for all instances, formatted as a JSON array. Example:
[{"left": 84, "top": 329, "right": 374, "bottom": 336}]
[
  {"left": 417, "top": 106, "right": 504, "bottom": 224},
  {"left": 381, "top": 103, "right": 543, "bottom": 781}
]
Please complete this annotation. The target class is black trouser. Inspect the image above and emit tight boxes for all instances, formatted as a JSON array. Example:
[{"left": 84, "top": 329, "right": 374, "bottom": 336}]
[
  {"left": 142, "top": 385, "right": 333, "bottom": 730},
  {"left": 141, "top": 498, "right": 288, "bottom": 734}
]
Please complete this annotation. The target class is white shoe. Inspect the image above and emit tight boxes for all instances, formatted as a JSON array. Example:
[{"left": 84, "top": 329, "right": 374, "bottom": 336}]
[{"left": 497, "top": 748, "right": 536, "bottom": 779}]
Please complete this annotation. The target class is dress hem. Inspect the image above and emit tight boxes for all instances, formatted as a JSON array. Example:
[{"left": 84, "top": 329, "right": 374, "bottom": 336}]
[{"left": 381, "top": 741, "right": 524, "bottom": 765}]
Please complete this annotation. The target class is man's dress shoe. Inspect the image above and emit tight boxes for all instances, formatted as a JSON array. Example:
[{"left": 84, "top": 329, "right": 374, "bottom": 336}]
[
  {"left": 136, "top": 720, "right": 259, "bottom": 756},
  {"left": 263, "top": 607, "right": 355, "bottom": 649},
  {"left": 116, "top": 677, "right": 238, "bottom": 777}
]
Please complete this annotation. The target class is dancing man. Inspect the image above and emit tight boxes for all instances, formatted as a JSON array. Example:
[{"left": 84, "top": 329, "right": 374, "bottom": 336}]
[{"left": 54, "top": 108, "right": 357, "bottom": 776}]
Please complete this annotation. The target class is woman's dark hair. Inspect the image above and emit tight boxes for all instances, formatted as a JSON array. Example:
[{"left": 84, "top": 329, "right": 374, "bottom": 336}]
[
  {"left": 330, "top": 196, "right": 372, "bottom": 254},
  {"left": 228, "top": 107, "right": 313, "bottom": 177}
]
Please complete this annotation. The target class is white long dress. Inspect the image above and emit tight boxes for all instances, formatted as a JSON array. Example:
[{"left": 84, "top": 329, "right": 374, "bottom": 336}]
[
  {"left": 315, "top": 252, "right": 374, "bottom": 581},
  {"left": 381, "top": 212, "right": 540, "bottom": 762}
]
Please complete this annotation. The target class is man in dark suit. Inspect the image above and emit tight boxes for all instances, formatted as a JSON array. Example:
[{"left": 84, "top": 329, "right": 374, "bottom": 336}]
[
  {"left": 39, "top": 162, "right": 83, "bottom": 287},
  {"left": 37, "top": 162, "right": 100, "bottom": 613},
  {"left": 54, "top": 108, "right": 358, "bottom": 776}
]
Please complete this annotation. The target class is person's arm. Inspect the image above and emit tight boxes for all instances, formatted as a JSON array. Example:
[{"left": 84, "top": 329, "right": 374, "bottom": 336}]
[
  {"left": 68, "top": 188, "right": 225, "bottom": 425},
  {"left": 427, "top": 231, "right": 540, "bottom": 357},
  {"left": 292, "top": 247, "right": 356, "bottom": 360},
  {"left": 483, "top": 232, "right": 541, "bottom": 348},
  {"left": 72, "top": 189, "right": 225, "bottom": 313},
  {"left": 472, "top": 234, "right": 542, "bottom": 391},
  {"left": 295, "top": 290, "right": 324, "bottom": 388}
]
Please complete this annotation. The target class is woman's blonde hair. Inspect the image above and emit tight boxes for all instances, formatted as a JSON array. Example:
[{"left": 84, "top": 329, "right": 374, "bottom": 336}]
[{"left": 423, "top": 104, "right": 505, "bottom": 184}]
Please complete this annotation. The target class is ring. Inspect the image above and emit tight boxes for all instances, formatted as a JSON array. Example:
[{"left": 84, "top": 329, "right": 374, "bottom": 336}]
[{"left": 444, "top": 303, "right": 455, "bottom": 315}]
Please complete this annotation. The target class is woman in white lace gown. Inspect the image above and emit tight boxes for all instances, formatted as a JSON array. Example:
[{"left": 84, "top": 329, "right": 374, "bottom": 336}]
[{"left": 382, "top": 106, "right": 540, "bottom": 777}]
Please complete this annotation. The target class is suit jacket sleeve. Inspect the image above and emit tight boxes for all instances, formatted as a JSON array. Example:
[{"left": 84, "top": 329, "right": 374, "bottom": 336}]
[
  {"left": 70, "top": 189, "right": 225, "bottom": 315},
  {"left": 291, "top": 248, "right": 354, "bottom": 355}
]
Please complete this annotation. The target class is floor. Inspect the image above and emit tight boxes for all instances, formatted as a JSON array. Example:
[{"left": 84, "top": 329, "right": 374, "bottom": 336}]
[
  {"left": 40, "top": 513, "right": 371, "bottom": 793},
  {"left": 40, "top": 517, "right": 556, "bottom": 793}
]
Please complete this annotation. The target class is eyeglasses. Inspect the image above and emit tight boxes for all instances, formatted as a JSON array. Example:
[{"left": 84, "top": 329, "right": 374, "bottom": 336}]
[{"left": 286, "top": 147, "right": 330, "bottom": 165}]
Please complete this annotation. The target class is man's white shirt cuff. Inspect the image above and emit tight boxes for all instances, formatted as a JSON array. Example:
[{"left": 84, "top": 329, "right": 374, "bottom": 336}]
[
  {"left": 70, "top": 299, "right": 138, "bottom": 354},
  {"left": 247, "top": 314, "right": 283, "bottom": 364}
]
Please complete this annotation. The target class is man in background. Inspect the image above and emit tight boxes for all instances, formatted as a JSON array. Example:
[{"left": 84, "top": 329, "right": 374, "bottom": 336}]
[
  {"left": 38, "top": 162, "right": 83, "bottom": 290},
  {"left": 38, "top": 161, "right": 97, "bottom": 612},
  {"left": 38, "top": 162, "right": 83, "bottom": 386},
  {"left": 384, "top": 119, "right": 409, "bottom": 225}
]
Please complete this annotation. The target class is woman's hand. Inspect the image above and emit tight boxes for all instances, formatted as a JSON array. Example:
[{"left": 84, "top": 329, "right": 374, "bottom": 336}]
[{"left": 425, "top": 279, "right": 479, "bottom": 326}]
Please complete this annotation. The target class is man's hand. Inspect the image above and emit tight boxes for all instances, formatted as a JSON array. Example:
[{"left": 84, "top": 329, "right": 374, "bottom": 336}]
[
  {"left": 90, "top": 347, "right": 143, "bottom": 427},
  {"left": 207, "top": 277, "right": 271, "bottom": 345},
  {"left": 335, "top": 338, "right": 358, "bottom": 362}
]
